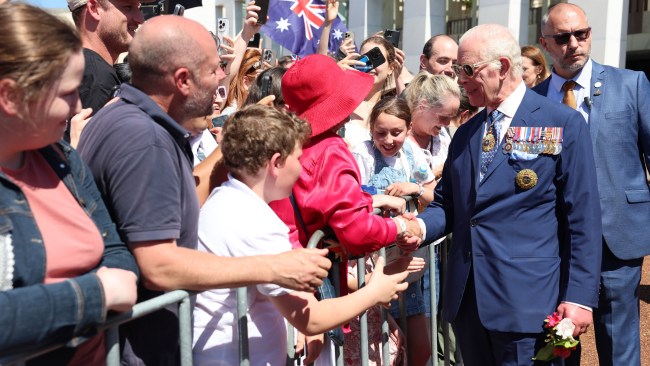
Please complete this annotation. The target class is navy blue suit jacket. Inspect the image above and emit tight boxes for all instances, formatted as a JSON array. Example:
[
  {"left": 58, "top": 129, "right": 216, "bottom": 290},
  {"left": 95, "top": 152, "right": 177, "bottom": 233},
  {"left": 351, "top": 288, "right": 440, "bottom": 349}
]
[
  {"left": 419, "top": 88, "right": 602, "bottom": 333},
  {"left": 534, "top": 61, "right": 650, "bottom": 260}
]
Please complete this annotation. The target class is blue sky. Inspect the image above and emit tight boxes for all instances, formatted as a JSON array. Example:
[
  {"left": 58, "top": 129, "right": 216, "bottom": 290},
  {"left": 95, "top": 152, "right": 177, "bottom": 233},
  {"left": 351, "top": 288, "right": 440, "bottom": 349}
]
[{"left": 26, "top": 0, "right": 68, "bottom": 8}]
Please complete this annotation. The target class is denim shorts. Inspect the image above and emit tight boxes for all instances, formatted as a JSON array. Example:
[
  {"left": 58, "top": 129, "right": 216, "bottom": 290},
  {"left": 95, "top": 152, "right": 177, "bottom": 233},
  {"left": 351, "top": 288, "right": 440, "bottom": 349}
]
[{"left": 388, "top": 280, "right": 425, "bottom": 319}]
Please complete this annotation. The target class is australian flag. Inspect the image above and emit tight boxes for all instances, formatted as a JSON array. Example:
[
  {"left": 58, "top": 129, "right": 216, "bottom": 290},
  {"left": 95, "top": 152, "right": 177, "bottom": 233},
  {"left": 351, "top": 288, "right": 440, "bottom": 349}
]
[{"left": 260, "top": 0, "right": 349, "bottom": 57}]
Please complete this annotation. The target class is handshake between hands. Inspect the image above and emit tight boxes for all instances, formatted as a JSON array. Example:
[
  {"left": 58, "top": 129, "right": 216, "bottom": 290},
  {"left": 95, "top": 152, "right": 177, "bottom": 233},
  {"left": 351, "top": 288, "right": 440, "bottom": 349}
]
[
  {"left": 372, "top": 194, "right": 424, "bottom": 254},
  {"left": 393, "top": 213, "right": 423, "bottom": 254}
]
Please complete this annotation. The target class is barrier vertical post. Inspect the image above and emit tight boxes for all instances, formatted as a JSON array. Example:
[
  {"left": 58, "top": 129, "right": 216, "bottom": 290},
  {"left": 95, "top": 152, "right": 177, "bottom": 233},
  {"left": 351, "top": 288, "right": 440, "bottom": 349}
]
[
  {"left": 179, "top": 294, "right": 193, "bottom": 366},
  {"left": 237, "top": 287, "right": 250, "bottom": 366},
  {"left": 357, "top": 256, "right": 369, "bottom": 366},
  {"left": 105, "top": 327, "right": 120, "bottom": 366}
]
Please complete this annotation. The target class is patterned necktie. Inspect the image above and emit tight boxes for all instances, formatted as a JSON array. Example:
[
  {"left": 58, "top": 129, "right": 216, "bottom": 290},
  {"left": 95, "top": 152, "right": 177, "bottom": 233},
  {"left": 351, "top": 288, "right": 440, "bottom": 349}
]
[
  {"left": 480, "top": 109, "right": 505, "bottom": 181},
  {"left": 562, "top": 80, "right": 577, "bottom": 109},
  {"left": 196, "top": 143, "right": 206, "bottom": 162}
]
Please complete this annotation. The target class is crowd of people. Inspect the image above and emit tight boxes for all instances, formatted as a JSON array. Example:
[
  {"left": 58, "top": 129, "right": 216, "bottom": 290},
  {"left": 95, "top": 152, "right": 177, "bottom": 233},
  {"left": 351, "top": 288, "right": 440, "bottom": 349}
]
[{"left": 1, "top": 0, "right": 649, "bottom": 366}]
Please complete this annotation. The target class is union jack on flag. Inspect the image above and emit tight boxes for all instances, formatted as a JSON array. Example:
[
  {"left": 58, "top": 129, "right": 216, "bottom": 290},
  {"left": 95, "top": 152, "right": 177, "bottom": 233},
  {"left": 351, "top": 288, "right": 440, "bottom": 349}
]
[{"left": 260, "top": 0, "right": 350, "bottom": 57}]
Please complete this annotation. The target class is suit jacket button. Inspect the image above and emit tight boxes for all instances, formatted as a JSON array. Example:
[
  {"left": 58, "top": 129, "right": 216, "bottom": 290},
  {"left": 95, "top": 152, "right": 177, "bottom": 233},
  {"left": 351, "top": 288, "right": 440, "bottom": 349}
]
[
  {"left": 470, "top": 220, "right": 477, "bottom": 227},
  {"left": 466, "top": 251, "right": 472, "bottom": 258}
]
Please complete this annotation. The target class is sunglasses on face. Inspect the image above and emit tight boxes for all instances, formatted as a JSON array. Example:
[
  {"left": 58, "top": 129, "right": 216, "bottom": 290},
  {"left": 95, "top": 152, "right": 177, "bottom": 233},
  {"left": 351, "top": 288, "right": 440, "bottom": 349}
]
[
  {"left": 216, "top": 85, "right": 227, "bottom": 99},
  {"left": 452, "top": 58, "right": 499, "bottom": 78},
  {"left": 542, "top": 27, "right": 591, "bottom": 45}
]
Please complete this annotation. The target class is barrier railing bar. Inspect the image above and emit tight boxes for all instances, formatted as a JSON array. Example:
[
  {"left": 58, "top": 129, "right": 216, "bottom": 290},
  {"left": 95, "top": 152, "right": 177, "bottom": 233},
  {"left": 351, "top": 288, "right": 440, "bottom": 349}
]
[
  {"left": 1, "top": 290, "right": 193, "bottom": 366},
  {"left": 441, "top": 237, "right": 450, "bottom": 366},
  {"left": 237, "top": 287, "right": 250, "bottom": 366},
  {"left": 431, "top": 244, "right": 439, "bottom": 366},
  {"left": 357, "top": 256, "right": 369, "bottom": 366},
  {"left": 378, "top": 247, "right": 390, "bottom": 366},
  {"left": 178, "top": 294, "right": 193, "bottom": 366},
  {"left": 105, "top": 326, "right": 120, "bottom": 366}
]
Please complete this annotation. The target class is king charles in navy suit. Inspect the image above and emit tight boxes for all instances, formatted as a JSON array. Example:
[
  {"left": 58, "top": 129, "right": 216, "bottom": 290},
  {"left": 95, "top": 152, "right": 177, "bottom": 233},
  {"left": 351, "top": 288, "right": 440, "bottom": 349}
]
[
  {"left": 412, "top": 24, "right": 603, "bottom": 365},
  {"left": 533, "top": 4, "right": 650, "bottom": 365}
]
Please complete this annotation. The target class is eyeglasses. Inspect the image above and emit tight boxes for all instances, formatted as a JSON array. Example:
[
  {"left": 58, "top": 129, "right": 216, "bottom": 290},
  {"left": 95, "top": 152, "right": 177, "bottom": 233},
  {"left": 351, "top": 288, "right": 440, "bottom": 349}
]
[
  {"left": 216, "top": 85, "right": 227, "bottom": 99},
  {"left": 542, "top": 27, "right": 591, "bottom": 45},
  {"left": 452, "top": 59, "right": 499, "bottom": 78}
]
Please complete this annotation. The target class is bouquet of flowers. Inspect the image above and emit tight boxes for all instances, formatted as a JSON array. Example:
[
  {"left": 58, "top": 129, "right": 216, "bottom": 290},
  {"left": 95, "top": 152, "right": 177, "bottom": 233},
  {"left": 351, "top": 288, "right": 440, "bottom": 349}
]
[{"left": 533, "top": 312, "right": 579, "bottom": 360}]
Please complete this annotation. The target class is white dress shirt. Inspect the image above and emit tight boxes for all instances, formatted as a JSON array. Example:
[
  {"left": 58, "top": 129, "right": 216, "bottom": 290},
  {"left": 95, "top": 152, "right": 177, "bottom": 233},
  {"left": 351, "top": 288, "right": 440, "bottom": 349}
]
[{"left": 546, "top": 58, "right": 593, "bottom": 123}]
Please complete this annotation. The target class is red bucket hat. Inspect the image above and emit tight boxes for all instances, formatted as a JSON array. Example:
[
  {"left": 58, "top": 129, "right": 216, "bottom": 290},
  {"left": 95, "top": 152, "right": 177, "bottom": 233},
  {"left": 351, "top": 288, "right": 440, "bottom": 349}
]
[{"left": 282, "top": 54, "right": 374, "bottom": 138}]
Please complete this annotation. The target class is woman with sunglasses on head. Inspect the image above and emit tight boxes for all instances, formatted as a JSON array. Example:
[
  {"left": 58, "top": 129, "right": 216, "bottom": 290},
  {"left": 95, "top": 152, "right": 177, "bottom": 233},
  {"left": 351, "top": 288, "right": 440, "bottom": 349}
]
[
  {"left": 221, "top": 48, "right": 263, "bottom": 116},
  {"left": 0, "top": 3, "right": 138, "bottom": 363}
]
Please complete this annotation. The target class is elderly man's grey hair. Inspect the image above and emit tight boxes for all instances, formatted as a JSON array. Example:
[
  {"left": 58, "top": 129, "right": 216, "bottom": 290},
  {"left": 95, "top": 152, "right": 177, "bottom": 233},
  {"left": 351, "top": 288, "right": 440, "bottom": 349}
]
[{"left": 459, "top": 24, "right": 523, "bottom": 78}]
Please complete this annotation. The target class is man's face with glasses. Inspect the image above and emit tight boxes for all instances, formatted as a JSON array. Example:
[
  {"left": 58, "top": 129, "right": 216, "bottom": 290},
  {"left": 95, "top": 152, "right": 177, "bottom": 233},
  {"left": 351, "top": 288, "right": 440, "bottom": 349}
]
[
  {"left": 456, "top": 38, "right": 505, "bottom": 109},
  {"left": 540, "top": 4, "right": 592, "bottom": 79}
]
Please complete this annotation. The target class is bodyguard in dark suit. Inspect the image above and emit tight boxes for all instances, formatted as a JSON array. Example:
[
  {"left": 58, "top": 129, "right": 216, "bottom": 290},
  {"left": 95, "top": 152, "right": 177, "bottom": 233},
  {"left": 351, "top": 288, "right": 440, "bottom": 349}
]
[
  {"left": 414, "top": 24, "right": 602, "bottom": 365},
  {"left": 534, "top": 4, "right": 650, "bottom": 365}
]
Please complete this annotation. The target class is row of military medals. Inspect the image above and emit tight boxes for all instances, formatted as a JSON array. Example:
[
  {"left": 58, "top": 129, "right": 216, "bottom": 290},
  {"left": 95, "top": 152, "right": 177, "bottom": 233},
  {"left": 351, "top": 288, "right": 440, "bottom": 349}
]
[
  {"left": 504, "top": 127, "right": 563, "bottom": 156},
  {"left": 481, "top": 126, "right": 564, "bottom": 190}
]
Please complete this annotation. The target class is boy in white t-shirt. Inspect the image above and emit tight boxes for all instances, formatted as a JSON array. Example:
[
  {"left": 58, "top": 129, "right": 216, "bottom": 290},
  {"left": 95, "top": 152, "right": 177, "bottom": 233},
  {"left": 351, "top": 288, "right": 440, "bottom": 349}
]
[{"left": 192, "top": 105, "right": 415, "bottom": 365}]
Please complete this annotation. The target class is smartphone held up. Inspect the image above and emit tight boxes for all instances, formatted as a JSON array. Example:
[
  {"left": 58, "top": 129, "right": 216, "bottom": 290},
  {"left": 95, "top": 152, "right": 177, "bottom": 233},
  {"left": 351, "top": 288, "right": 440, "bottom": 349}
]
[
  {"left": 353, "top": 46, "right": 386, "bottom": 73},
  {"left": 255, "top": 0, "right": 269, "bottom": 25}
]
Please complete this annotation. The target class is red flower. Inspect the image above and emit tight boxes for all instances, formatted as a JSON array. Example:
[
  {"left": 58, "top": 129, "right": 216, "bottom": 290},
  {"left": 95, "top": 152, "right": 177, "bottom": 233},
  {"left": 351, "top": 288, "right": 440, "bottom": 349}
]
[
  {"left": 552, "top": 347, "right": 571, "bottom": 359},
  {"left": 545, "top": 312, "right": 562, "bottom": 328}
]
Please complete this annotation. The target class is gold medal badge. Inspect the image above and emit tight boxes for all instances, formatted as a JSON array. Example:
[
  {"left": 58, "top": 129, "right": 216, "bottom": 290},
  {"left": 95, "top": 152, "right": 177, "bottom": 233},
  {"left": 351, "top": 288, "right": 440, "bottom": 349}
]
[
  {"left": 482, "top": 134, "right": 495, "bottom": 152},
  {"left": 516, "top": 169, "right": 538, "bottom": 190}
]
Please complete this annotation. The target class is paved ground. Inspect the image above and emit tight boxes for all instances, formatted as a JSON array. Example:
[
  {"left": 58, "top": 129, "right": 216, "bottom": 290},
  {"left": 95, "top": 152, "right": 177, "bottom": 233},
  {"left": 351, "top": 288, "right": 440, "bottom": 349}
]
[{"left": 579, "top": 256, "right": 649, "bottom": 366}]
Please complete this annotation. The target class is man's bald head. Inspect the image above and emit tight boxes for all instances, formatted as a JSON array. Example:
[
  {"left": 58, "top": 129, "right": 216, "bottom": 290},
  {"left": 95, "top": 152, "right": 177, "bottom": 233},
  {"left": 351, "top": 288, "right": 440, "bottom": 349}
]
[
  {"left": 541, "top": 3, "right": 587, "bottom": 33},
  {"left": 540, "top": 3, "right": 591, "bottom": 78},
  {"left": 129, "top": 15, "right": 216, "bottom": 89}
]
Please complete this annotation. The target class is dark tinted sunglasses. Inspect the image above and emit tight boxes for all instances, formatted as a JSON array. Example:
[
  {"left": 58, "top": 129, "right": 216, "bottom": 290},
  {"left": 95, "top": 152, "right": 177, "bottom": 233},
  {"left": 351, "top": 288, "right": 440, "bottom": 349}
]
[
  {"left": 542, "top": 27, "right": 591, "bottom": 45},
  {"left": 451, "top": 59, "right": 498, "bottom": 78}
]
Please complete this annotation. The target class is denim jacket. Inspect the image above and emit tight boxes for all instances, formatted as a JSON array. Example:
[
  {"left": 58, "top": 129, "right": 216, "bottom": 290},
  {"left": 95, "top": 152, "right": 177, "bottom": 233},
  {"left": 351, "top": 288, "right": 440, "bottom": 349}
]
[{"left": 0, "top": 141, "right": 139, "bottom": 359}]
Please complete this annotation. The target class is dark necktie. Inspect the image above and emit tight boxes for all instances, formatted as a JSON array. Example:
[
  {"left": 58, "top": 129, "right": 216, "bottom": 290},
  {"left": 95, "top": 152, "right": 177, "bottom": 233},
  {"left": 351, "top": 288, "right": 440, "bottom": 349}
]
[
  {"left": 562, "top": 80, "right": 577, "bottom": 109},
  {"left": 480, "top": 109, "right": 505, "bottom": 181}
]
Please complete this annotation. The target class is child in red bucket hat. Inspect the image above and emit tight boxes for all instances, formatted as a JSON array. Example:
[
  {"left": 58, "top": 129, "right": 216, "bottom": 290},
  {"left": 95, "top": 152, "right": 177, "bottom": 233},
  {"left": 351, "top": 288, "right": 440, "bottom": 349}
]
[{"left": 269, "top": 54, "right": 415, "bottom": 256}]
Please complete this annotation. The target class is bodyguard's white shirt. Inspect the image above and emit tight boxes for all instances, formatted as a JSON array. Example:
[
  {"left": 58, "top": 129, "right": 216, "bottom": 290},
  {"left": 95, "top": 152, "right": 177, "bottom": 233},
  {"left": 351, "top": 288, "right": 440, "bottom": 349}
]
[
  {"left": 192, "top": 176, "right": 293, "bottom": 366},
  {"left": 546, "top": 58, "right": 593, "bottom": 123}
]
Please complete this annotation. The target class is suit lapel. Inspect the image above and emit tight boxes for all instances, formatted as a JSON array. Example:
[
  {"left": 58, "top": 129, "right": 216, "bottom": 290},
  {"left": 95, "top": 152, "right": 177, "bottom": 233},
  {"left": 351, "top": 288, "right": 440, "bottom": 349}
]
[{"left": 588, "top": 61, "right": 606, "bottom": 145}]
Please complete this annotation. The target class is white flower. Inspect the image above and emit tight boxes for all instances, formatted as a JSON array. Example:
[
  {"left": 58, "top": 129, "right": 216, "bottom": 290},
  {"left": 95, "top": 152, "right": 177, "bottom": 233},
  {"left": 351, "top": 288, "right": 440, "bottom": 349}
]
[{"left": 555, "top": 318, "right": 575, "bottom": 339}]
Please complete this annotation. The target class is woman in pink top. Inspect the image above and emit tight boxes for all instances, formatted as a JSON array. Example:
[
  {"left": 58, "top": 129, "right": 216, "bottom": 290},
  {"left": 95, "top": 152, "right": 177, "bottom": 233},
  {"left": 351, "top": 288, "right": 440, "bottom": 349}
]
[{"left": 0, "top": 4, "right": 137, "bottom": 364}]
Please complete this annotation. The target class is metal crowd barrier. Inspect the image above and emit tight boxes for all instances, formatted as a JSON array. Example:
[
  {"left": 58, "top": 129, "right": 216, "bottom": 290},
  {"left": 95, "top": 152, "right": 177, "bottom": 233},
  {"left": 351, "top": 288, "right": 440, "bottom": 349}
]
[
  {"left": 235, "top": 195, "right": 463, "bottom": 366},
  {"left": 2, "top": 200, "right": 463, "bottom": 366},
  {"left": 0, "top": 290, "right": 194, "bottom": 366}
]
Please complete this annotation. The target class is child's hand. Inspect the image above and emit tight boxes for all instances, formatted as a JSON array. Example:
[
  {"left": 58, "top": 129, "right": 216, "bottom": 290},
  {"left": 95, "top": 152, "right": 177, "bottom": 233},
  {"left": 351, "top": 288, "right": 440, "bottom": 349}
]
[
  {"left": 385, "top": 182, "right": 420, "bottom": 197},
  {"left": 295, "top": 332, "right": 324, "bottom": 365},
  {"left": 366, "top": 257, "right": 408, "bottom": 307},
  {"left": 385, "top": 255, "right": 425, "bottom": 275},
  {"left": 372, "top": 194, "right": 406, "bottom": 215}
]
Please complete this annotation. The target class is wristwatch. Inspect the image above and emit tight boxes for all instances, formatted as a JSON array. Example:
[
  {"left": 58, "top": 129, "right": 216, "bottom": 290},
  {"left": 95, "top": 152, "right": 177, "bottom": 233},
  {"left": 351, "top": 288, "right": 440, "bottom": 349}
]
[
  {"left": 395, "top": 217, "right": 407, "bottom": 234},
  {"left": 416, "top": 184, "right": 425, "bottom": 198}
]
